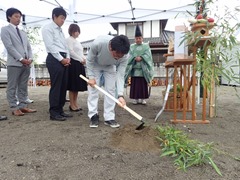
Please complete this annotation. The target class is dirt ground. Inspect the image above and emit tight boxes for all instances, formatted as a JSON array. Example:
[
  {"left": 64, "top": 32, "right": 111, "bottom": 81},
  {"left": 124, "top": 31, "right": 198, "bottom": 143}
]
[{"left": 0, "top": 85, "right": 239, "bottom": 180}]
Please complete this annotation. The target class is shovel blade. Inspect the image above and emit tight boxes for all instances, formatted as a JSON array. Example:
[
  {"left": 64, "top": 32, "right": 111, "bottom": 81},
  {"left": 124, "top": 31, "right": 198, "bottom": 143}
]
[{"left": 135, "top": 122, "right": 145, "bottom": 130}]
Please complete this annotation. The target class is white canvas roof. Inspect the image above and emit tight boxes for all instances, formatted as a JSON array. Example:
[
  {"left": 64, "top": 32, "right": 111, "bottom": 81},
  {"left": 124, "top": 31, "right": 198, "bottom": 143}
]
[{"left": 0, "top": 0, "right": 195, "bottom": 28}]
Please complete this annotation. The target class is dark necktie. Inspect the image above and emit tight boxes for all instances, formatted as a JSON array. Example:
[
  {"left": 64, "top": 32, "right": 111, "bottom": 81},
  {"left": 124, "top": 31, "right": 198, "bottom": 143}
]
[
  {"left": 16, "top": 27, "right": 27, "bottom": 58},
  {"left": 16, "top": 27, "right": 23, "bottom": 44}
]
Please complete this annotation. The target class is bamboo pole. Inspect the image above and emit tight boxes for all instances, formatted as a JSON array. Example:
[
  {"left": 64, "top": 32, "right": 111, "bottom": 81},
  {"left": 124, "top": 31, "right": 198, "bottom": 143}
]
[{"left": 209, "top": 64, "right": 216, "bottom": 117}]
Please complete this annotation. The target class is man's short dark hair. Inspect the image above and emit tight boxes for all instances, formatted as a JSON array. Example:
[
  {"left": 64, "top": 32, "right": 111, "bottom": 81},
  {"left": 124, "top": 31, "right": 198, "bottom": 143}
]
[
  {"left": 68, "top": 23, "right": 80, "bottom": 36},
  {"left": 6, "top": 8, "right": 22, "bottom": 22},
  {"left": 52, "top": 7, "right": 67, "bottom": 20},
  {"left": 110, "top": 35, "right": 130, "bottom": 54}
]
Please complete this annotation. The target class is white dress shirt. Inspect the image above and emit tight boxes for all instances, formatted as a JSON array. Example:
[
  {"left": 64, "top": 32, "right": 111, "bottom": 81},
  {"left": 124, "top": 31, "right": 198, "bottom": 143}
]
[{"left": 42, "top": 22, "right": 69, "bottom": 61}]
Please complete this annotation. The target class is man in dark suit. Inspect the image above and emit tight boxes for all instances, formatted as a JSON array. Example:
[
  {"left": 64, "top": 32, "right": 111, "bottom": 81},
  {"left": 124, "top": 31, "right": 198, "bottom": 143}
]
[
  {"left": 1, "top": 8, "right": 37, "bottom": 116},
  {"left": 42, "top": 7, "right": 72, "bottom": 121}
]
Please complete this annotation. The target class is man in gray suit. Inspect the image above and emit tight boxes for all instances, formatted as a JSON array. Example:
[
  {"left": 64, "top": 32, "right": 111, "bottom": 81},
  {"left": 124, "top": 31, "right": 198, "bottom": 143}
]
[{"left": 1, "top": 8, "right": 37, "bottom": 116}]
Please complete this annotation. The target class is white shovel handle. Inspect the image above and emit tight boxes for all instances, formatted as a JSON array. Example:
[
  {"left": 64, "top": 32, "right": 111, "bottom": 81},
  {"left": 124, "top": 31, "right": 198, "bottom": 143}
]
[{"left": 80, "top": 75, "right": 143, "bottom": 121}]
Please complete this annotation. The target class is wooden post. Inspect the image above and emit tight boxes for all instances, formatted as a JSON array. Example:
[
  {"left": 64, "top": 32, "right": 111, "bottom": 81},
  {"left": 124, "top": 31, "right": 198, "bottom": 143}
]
[
  {"left": 182, "top": 64, "right": 187, "bottom": 121},
  {"left": 173, "top": 65, "right": 178, "bottom": 121}
]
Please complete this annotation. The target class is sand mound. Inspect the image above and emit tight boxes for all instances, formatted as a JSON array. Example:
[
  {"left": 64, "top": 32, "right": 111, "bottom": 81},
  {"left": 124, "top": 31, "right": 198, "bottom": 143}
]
[{"left": 109, "top": 124, "right": 160, "bottom": 153}]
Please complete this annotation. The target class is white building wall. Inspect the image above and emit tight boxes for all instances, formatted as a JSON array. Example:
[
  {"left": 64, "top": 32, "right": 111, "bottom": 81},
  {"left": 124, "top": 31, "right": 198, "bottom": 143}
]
[
  {"left": 152, "top": 20, "right": 160, "bottom": 37},
  {"left": 143, "top": 21, "right": 151, "bottom": 38},
  {"left": 118, "top": 24, "right": 126, "bottom": 35},
  {"left": 118, "top": 20, "right": 161, "bottom": 38}
]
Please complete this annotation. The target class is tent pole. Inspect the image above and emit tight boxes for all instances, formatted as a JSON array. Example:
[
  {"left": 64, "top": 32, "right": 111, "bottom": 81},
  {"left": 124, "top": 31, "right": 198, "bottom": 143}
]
[{"left": 128, "top": 0, "right": 135, "bottom": 20}]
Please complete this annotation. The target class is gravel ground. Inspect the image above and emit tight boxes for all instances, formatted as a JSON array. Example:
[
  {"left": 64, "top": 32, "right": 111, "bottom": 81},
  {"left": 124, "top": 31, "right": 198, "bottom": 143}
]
[{"left": 0, "top": 85, "right": 239, "bottom": 180}]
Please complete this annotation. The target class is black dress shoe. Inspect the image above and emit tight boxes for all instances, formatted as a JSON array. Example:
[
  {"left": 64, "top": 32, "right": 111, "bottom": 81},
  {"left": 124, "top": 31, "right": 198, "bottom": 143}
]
[
  {"left": 60, "top": 112, "right": 73, "bottom": 118},
  {"left": 69, "top": 106, "right": 80, "bottom": 112},
  {"left": 50, "top": 115, "right": 66, "bottom": 121},
  {"left": 0, "top": 115, "right": 7, "bottom": 121}
]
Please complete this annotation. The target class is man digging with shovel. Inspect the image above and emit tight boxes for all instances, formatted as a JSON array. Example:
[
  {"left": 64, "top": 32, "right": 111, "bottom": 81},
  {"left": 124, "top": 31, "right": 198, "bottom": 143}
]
[{"left": 85, "top": 34, "right": 130, "bottom": 128}]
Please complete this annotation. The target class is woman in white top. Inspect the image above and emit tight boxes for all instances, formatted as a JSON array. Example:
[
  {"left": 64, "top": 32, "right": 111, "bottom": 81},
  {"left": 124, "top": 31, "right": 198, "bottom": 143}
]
[{"left": 66, "top": 24, "right": 87, "bottom": 111}]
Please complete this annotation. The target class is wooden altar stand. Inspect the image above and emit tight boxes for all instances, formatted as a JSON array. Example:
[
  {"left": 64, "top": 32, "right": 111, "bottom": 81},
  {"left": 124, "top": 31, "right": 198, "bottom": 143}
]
[
  {"left": 165, "top": 52, "right": 210, "bottom": 124},
  {"left": 156, "top": 21, "right": 214, "bottom": 124},
  {"left": 164, "top": 57, "right": 193, "bottom": 112}
]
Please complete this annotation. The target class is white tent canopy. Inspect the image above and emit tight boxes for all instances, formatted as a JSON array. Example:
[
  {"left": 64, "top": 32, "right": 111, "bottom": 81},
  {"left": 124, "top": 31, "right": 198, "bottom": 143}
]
[{"left": 0, "top": 0, "right": 196, "bottom": 27}]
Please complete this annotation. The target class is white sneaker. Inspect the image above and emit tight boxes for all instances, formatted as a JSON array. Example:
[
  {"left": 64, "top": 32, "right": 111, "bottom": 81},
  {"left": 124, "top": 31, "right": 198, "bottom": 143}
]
[
  {"left": 132, "top": 99, "right": 138, "bottom": 105},
  {"left": 141, "top": 100, "right": 147, "bottom": 105},
  {"left": 25, "top": 98, "right": 34, "bottom": 104}
]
